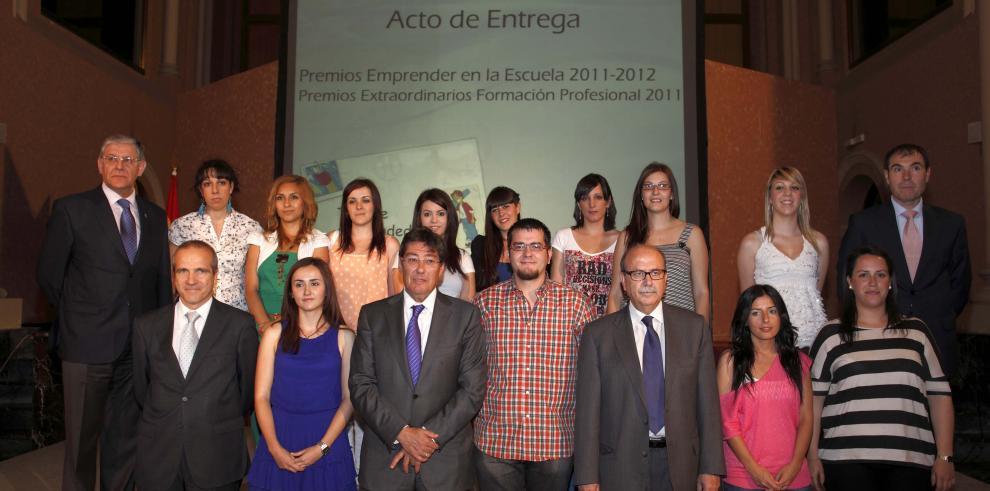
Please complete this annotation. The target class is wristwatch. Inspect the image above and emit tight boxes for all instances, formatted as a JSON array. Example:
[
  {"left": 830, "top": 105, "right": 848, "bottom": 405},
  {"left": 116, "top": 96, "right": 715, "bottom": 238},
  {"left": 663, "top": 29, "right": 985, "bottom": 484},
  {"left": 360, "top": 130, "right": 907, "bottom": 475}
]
[
  {"left": 319, "top": 441, "right": 329, "bottom": 456},
  {"left": 938, "top": 455, "right": 954, "bottom": 463}
]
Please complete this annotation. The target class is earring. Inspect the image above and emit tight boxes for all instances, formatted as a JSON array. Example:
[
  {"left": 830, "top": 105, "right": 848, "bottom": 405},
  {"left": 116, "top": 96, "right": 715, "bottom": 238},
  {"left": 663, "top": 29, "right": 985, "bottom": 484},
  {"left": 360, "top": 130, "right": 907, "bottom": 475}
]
[
  {"left": 197, "top": 201, "right": 206, "bottom": 216},
  {"left": 226, "top": 201, "right": 233, "bottom": 213},
  {"left": 848, "top": 285, "right": 853, "bottom": 290}
]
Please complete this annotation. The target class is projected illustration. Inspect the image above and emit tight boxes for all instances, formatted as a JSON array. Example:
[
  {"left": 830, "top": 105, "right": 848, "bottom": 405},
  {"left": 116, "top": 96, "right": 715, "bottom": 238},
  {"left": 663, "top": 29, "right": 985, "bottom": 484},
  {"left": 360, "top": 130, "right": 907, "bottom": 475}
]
[{"left": 303, "top": 160, "right": 344, "bottom": 198}]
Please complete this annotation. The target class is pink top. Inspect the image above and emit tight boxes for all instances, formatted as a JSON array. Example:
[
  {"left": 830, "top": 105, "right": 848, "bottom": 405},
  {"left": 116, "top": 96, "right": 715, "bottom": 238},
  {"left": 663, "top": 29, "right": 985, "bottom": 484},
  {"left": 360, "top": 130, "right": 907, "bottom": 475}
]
[{"left": 720, "top": 353, "right": 812, "bottom": 489}]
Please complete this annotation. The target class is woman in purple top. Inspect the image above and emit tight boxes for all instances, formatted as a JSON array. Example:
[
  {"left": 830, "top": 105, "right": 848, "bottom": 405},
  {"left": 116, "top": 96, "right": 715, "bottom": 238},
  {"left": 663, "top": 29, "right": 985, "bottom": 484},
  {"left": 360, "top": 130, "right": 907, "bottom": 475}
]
[{"left": 717, "top": 284, "right": 813, "bottom": 491}]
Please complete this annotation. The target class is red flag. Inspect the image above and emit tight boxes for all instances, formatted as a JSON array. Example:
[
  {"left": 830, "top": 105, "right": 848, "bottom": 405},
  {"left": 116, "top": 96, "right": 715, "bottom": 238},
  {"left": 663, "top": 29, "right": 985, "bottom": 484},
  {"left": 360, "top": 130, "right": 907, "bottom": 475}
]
[{"left": 166, "top": 167, "right": 178, "bottom": 224}]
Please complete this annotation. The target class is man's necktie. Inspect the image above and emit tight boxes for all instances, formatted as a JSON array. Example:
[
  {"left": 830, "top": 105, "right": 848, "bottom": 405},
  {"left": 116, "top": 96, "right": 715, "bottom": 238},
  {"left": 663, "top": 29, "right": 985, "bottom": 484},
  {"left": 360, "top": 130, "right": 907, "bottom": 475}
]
[
  {"left": 179, "top": 311, "right": 200, "bottom": 378},
  {"left": 117, "top": 199, "right": 137, "bottom": 264},
  {"left": 902, "top": 209, "right": 922, "bottom": 281},
  {"left": 642, "top": 315, "right": 665, "bottom": 434},
  {"left": 406, "top": 305, "right": 425, "bottom": 386}
]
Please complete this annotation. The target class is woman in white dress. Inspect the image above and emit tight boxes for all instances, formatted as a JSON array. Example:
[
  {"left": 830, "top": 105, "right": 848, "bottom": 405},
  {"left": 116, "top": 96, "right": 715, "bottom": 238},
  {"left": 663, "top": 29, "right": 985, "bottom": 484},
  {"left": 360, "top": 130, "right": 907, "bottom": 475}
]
[
  {"left": 550, "top": 173, "right": 619, "bottom": 319},
  {"left": 411, "top": 188, "right": 476, "bottom": 300},
  {"left": 737, "top": 167, "right": 828, "bottom": 349}
]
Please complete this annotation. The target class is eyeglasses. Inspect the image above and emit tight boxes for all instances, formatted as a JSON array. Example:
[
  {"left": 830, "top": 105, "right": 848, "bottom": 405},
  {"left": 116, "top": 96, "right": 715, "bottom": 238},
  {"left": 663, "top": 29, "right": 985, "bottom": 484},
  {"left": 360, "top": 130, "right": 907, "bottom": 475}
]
[
  {"left": 489, "top": 202, "right": 517, "bottom": 213},
  {"left": 401, "top": 256, "right": 440, "bottom": 268},
  {"left": 101, "top": 154, "right": 141, "bottom": 166},
  {"left": 623, "top": 269, "right": 667, "bottom": 281},
  {"left": 641, "top": 182, "right": 671, "bottom": 192},
  {"left": 509, "top": 242, "right": 547, "bottom": 252}
]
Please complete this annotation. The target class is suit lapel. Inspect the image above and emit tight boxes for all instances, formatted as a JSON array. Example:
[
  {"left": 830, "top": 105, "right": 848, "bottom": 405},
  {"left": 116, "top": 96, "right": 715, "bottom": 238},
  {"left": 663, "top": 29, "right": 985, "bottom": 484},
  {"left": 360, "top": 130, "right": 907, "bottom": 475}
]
[
  {"left": 915, "top": 203, "right": 936, "bottom": 284},
  {"left": 419, "top": 293, "right": 451, "bottom": 385},
  {"left": 614, "top": 307, "right": 647, "bottom": 418},
  {"left": 185, "top": 302, "right": 225, "bottom": 381},
  {"left": 134, "top": 197, "right": 153, "bottom": 266},
  {"left": 90, "top": 188, "right": 130, "bottom": 265},
  {"left": 159, "top": 307, "right": 184, "bottom": 381},
  {"left": 385, "top": 296, "right": 415, "bottom": 388}
]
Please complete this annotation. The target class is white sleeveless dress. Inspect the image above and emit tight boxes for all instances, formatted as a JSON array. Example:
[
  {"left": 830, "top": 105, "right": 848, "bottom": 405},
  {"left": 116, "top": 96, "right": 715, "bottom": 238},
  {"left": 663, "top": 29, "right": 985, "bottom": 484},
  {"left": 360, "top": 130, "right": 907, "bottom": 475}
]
[{"left": 753, "top": 227, "right": 827, "bottom": 348}]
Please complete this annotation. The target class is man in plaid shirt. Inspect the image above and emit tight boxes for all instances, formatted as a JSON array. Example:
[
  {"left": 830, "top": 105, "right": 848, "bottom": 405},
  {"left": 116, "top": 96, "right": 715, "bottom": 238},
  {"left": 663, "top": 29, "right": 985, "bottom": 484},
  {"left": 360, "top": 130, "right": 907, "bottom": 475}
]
[{"left": 473, "top": 218, "right": 595, "bottom": 490}]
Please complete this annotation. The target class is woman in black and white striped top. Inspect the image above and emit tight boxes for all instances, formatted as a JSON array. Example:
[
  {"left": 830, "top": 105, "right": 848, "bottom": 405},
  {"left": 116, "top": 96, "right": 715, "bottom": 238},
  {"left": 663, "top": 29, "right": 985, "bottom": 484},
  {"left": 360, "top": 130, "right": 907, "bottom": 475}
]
[{"left": 808, "top": 246, "right": 954, "bottom": 491}]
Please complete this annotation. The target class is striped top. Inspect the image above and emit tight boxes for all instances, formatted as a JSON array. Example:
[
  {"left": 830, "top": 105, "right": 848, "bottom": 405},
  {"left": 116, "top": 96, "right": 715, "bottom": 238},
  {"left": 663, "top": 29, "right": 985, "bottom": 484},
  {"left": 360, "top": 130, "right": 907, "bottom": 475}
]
[
  {"left": 655, "top": 223, "right": 696, "bottom": 312},
  {"left": 809, "top": 318, "right": 950, "bottom": 468}
]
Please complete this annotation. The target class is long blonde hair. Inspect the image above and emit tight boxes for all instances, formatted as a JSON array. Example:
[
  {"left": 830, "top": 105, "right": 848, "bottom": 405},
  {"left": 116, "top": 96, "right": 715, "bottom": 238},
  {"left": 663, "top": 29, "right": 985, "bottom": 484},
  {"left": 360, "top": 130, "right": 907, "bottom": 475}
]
[
  {"left": 763, "top": 167, "right": 820, "bottom": 254},
  {"left": 264, "top": 175, "right": 318, "bottom": 249}
]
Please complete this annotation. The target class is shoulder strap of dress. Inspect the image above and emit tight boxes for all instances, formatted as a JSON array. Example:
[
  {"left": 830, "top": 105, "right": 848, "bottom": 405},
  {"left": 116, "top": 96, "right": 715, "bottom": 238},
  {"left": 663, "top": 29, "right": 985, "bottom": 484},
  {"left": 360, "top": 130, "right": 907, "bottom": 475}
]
[{"left": 678, "top": 223, "right": 694, "bottom": 241}]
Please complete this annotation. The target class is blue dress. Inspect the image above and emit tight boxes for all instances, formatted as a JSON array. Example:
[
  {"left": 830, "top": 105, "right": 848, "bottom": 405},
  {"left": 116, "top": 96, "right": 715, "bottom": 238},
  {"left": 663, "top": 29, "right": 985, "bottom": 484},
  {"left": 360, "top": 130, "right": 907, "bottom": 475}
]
[{"left": 247, "top": 326, "right": 356, "bottom": 490}]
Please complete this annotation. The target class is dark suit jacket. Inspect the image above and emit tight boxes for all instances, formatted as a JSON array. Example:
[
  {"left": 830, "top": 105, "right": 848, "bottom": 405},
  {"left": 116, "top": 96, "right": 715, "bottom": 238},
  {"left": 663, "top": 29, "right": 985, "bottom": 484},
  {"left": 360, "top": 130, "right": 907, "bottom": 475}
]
[
  {"left": 350, "top": 292, "right": 486, "bottom": 491},
  {"left": 837, "top": 201, "right": 970, "bottom": 371},
  {"left": 132, "top": 299, "right": 257, "bottom": 490},
  {"left": 38, "top": 186, "right": 172, "bottom": 363},
  {"left": 575, "top": 304, "right": 724, "bottom": 490}
]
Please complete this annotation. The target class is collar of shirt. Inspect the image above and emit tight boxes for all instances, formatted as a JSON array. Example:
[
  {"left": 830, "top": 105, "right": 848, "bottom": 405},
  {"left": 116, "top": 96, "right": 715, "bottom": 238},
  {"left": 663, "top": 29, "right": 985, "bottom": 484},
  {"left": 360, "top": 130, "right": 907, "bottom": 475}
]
[
  {"left": 892, "top": 197, "right": 924, "bottom": 233},
  {"left": 508, "top": 277, "right": 552, "bottom": 300},
  {"left": 403, "top": 288, "right": 437, "bottom": 355},
  {"left": 173, "top": 297, "right": 213, "bottom": 355},
  {"left": 628, "top": 302, "right": 665, "bottom": 371},
  {"left": 102, "top": 182, "right": 137, "bottom": 210},
  {"left": 102, "top": 182, "right": 141, "bottom": 239}
]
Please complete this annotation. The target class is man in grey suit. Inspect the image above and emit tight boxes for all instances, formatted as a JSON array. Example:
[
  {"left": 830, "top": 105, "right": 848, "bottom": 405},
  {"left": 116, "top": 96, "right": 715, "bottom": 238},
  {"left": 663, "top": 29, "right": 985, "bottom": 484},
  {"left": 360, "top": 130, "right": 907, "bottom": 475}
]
[
  {"left": 350, "top": 227, "right": 487, "bottom": 490},
  {"left": 575, "top": 244, "right": 724, "bottom": 491},
  {"left": 132, "top": 240, "right": 258, "bottom": 490}
]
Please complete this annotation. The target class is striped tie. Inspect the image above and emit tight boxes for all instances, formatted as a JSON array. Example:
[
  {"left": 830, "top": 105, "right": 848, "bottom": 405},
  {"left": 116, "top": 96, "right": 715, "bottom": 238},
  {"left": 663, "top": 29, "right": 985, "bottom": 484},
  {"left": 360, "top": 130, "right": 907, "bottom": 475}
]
[{"left": 406, "top": 305, "right": 425, "bottom": 386}]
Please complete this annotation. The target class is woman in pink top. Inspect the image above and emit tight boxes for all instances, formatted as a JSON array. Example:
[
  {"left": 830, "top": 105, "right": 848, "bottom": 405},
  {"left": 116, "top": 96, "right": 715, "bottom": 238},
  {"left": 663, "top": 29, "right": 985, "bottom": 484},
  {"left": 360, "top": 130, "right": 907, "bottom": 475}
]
[{"left": 717, "top": 284, "right": 813, "bottom": 491}]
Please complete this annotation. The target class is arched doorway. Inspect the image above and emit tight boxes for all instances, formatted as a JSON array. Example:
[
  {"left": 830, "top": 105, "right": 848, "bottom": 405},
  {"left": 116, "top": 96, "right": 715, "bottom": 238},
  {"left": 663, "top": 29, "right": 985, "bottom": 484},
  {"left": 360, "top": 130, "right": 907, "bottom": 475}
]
[{"left": 837, "top": 151, "right": 886, "bottom": 234}]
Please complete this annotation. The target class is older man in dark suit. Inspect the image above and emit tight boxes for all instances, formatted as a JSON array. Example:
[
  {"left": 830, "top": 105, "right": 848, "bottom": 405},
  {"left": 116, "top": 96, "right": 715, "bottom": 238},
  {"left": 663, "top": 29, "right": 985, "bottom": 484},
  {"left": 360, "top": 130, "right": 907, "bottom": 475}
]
[
  {"left": 132, "top": 240, "right": 258, "bottom": 490},
  {"left": 575, "top": 244, "right": 724, "bottom": 491},
  {"left": 38, "top": 134, "right": 172, "bottom": 491},
  {"left": 837, "top": 143, "right": 971, "bottom": 377},
  {"left": 350, "top": 227, "right": 486, "bottom": 490}
]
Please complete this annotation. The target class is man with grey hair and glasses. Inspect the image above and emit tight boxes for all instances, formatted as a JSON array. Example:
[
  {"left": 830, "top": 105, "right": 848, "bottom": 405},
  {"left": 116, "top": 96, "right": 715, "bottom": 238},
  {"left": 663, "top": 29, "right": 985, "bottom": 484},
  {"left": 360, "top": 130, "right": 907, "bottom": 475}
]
[{"left": 38, "top": 134, "right": 172, "bottom": 491}]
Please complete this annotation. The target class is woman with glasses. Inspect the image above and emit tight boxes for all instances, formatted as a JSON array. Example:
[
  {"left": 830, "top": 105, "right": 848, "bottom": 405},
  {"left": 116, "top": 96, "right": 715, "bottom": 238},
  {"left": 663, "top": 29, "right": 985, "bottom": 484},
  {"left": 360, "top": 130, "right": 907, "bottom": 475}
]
[
  {"left": 470, "top": 186, "right": 521, "bottom": 292},
  {"left": 412, "top": 189, "right": 476, "bottom": 300},
  {"left": 808, "top": 246, "right": 954, "bottom": 491},
  {"left": 247, "top": 258, "right": 357, "bottom": 491},
  {"left": 607, "top": 162, "right": 710, "bottom": 323},
  {"left": 169, "top": 159, "right": 261, "bottom": 311},
  {"left": 246, "top": 175, "right": 330, "bottom": 332},
  {"left": 550, "top": 174, "right": 619, "bottom": 318},
  {"left": 717, "top": 285, "right": 812, "bottom": 491},
  {"left": 737, "top": 167, "right": 828, "bottom": 349}
]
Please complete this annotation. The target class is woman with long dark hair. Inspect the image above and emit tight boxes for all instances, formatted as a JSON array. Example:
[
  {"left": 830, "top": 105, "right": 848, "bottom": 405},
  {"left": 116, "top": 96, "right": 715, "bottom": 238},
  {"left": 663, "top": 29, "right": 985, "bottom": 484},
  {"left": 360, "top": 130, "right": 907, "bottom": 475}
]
[
  {"left": 607, "top": 162, "right": 710, "bottom": 322},
  {"left": 169, "top": 159, "right": 261, "bottom": 311},
  {"left": 327, "top": 178, "right": 400, "bottom": 332},
  {"left": 717, "top": 285, "right": 812, "bottom": 491},
  {"left": 737, "top": 167, "right": 828, "bottom": 349},
  {"left": 808, "top": 246, "right": 954, "bottom": 491},
  {"left": 246, "top": 175, "right": 330, "bottom": 331},
  {"left": 550, "top": 173, "right": 618, "bottom": 318},
  {"left": 470, "top": 186, "right": 520, "bottom": 292},
  {"left": 412, "top": 188, "right": 476, "bottom": 300},
  {"left": 247, "top": 257, "right": 356, "bottom": 490}
]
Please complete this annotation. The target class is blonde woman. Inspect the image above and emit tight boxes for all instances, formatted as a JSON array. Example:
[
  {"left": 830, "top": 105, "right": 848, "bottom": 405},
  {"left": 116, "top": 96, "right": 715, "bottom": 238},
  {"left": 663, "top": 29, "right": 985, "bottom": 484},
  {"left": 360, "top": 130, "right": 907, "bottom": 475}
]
[{"left": 737, "top": 167, "right": 827, "bottom": 349}]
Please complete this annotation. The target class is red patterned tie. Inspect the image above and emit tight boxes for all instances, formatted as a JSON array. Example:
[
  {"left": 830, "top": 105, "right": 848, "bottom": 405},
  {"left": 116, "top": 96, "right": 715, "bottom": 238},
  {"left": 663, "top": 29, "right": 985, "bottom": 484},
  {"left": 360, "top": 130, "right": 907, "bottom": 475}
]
[{"left": 902, "top": 210, "right": 921, "bottom": 281}]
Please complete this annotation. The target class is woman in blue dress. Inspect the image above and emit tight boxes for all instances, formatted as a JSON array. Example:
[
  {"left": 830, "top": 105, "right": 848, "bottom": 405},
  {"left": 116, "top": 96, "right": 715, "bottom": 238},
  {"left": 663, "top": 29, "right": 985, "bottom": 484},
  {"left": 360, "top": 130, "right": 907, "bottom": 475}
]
[{"left": 247, "top": 257, "right": 356, "bottom": 490}]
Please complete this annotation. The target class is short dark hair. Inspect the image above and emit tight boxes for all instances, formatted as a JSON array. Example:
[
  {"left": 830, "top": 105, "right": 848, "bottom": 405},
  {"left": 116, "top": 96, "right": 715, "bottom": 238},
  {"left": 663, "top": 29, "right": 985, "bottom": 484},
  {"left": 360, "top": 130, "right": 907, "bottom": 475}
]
[
  {"left": 193, "top": 159, "right": 239, "bottom": 200},
  {"left": 400, "top": 227, "right": 446, "bottom": 263},
  {"left": 883, "top": 143, "right": 930, "bottom": 170},
  {"left": 507, "top": 218, "right": 551, "bottom": 246},
  {"left": 173, "top": 240, "right": 218, "bottom": 272}
]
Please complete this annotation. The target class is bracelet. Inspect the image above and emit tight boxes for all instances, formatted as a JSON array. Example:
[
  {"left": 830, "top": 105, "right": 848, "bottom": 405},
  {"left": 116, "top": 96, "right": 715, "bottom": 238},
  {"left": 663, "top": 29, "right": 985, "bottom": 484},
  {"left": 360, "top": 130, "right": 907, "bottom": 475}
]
[
  {"left": 938, "top": 455, "right": 954, "bottom": 463},
  {"left": 319, "top": 441, "right": 329, "bottom": 456}
]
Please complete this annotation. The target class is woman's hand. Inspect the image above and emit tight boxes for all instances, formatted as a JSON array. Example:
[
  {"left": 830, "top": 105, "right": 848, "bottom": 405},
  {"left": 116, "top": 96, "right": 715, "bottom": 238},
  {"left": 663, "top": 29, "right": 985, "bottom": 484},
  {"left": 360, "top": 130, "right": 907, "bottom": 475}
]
[
  {"left": 290, "top": 444, "right": 323, "bottom": 469},
  {"left": 745, "top": 463, "right": 782, "bottom": 490},
  {"left": 775, "top": 458, "right": 803, "bottom": 489},
  {"left": 808, "top": 456, "right": 825, "bottom": 491},
  {"left": 931, "top": 458, "right": 955, "bottom": 491},
  {"left": 271, "top": 444, "right": 304, "bottom": 472}
]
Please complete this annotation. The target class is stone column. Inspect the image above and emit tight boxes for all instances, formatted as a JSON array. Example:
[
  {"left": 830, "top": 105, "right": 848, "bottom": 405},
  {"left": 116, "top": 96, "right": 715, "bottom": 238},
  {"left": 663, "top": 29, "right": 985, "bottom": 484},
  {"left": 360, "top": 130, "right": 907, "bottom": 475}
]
[{"left": 160, "top": 0, "right": 180, "bottom": 75}]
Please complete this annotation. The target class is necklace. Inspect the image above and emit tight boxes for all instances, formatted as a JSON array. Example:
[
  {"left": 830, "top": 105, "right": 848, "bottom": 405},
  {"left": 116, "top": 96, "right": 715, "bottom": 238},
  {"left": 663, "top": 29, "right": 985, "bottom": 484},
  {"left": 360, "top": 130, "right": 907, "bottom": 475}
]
[{"left": 300, "top": 319, "right": 328, "bottom": 339}]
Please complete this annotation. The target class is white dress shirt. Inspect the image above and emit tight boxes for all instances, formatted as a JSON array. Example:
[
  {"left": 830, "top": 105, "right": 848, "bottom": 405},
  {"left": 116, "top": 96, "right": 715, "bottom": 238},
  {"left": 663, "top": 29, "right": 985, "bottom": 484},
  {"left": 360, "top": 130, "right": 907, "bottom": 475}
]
[
  {"left": 402, "top": 289, "right": 437, "bottom": 356},
  {"left": 892, "top": 198, "right": 924, "bottom": 246},
  {"left": 102, "top": 183, "right": 141, "bottom": 246},
  {"left": 629, "top": 302, "right": 666, "bottom": 438},
  {"left": 173, "top": 298, "right": 213, "bottom": 359}
]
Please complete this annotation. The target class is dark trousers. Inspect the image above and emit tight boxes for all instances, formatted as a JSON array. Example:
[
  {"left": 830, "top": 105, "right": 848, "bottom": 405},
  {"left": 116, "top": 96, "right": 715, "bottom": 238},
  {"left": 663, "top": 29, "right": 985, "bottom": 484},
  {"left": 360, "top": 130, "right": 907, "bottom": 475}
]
[
  {"left": 648, "top": 446, "right": 674, "bottom": 491},
  {"left": 475, "top": 447, "right": 572, "bottom": 491},
  {"left": 163, "top": 449, "right": 241, "bottom": 491},
  {"left": 62, "top": 352, "right": 138, "bottom": 491},
  {"left": 823, "top": 461, "right": 931, "bottom": 491}
]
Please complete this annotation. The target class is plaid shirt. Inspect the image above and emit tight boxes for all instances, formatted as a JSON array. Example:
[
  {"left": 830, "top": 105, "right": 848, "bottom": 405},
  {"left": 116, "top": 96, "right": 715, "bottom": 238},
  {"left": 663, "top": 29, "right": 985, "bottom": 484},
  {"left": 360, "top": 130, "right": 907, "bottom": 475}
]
[{"left": 473, "top": 279, "right": 594, "bottom": 461}]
